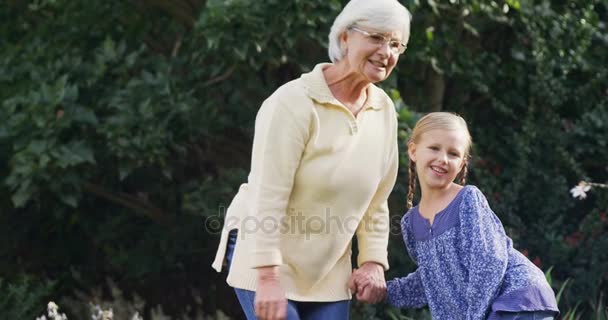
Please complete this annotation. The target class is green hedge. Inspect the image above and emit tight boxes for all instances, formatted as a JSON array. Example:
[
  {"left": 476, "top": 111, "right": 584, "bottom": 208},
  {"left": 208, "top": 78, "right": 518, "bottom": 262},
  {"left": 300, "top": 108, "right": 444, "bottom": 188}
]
[{"left": 1, "top": 0, "right": 606, "bottom": 318}]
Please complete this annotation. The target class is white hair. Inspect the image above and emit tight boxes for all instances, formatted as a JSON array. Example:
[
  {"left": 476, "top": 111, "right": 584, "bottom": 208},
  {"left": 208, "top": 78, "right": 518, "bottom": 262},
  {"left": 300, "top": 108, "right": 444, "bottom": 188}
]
[{"left": 328, "top": 0, "right": 412, "bottom": 63}]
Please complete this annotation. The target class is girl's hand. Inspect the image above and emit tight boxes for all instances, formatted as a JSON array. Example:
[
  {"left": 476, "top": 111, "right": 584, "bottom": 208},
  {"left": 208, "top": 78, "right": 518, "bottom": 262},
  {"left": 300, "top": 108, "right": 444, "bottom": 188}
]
[{"left": 255, "top": 266, "right": 287, "bottom": 320}]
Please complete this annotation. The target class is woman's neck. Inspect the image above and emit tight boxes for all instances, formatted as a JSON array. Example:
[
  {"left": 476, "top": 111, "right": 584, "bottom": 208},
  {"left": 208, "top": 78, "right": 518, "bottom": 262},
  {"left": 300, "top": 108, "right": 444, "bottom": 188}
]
[{"left": 323, "top": 62, "right": 370, "bottom": 115}]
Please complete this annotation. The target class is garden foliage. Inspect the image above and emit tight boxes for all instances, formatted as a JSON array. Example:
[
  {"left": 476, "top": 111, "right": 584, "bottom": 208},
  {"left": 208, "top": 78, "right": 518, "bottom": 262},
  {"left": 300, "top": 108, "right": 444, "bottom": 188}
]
[{"left": 1, "top": 0, "right": 606, "bottom": 318}]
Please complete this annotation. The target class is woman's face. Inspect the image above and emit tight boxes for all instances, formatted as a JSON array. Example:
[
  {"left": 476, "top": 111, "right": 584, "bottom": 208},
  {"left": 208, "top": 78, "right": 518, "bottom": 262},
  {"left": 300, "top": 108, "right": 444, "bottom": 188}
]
[{"left": 341, "top": 26, "right": 404, "bottom": 83}]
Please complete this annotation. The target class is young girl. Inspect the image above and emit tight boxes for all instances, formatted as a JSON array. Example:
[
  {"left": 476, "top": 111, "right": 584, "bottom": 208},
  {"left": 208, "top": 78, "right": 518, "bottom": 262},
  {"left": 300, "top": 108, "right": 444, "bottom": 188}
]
[{"left": 357, "top": 112, "right": 559, "bottom": 319}]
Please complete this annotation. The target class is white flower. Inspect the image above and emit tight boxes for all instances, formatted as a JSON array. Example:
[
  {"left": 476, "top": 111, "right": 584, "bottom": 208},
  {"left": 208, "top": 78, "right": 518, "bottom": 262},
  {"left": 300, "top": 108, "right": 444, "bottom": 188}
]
[
  {"left": 47, "top": 302, "right": 59, "bottom": 312},
  {"left": 91, "top": 304, "right": 104, "bottom": 320},
  {"left": 102, "top": 309, "right": 113, "bottom": 320},
  {"left": 570, "top": 181, "right": 591, "bottom": 199},
  {"left": 43, "top": 301, "right": 68, "bottom": 320},
  {"left": 131, "top": 312, "right": 143, "bottom": 320}
]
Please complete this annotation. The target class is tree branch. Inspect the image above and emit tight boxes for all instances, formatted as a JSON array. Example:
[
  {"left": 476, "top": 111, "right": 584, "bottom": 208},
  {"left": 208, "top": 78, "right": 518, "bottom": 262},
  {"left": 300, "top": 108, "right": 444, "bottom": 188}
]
[
  {"left": 202, "top": 64, "right": 237, "bottom": 87},
  {"left": 83, "top": 183, "right": 170, "bottom": 226}
]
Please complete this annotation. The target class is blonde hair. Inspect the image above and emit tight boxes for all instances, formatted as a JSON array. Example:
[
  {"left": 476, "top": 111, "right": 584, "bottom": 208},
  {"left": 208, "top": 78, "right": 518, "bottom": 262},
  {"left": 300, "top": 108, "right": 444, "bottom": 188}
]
[
  {"left": 406, "top": 112, "right": 473, "bottom": 209},
  {"left": 328, "top": 0, "right": 412, "bottom": 63}
]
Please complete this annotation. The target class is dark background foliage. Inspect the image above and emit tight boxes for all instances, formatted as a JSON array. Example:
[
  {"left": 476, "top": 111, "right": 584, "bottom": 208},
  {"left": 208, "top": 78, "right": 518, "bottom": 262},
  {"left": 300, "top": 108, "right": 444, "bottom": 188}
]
[{"left": 1, "top": 0, "right": 606, "bottom": 318}]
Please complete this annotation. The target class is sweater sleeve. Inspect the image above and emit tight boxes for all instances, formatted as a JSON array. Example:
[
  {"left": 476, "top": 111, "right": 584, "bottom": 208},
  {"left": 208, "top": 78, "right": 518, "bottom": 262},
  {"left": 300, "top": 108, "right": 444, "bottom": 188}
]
[
  {"left": 386, "top": 270, "right": 428, "bottom": 308},
  {"left": 355, "top": 112, "right": 398, "bottom": 270},
  {"left": 459, "top": 187, "right": 509, "bottom": 320},
  {"left": 249, "top": 89, "right": 310, "bottom": 268}
]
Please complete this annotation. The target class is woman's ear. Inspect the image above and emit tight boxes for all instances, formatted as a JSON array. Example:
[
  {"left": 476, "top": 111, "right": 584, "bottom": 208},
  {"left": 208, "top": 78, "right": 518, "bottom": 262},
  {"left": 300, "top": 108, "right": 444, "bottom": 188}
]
[
  {"left": 407, "top": 142, "right": 416, "bottom": 162},
  {"left": 340, "top": 32, "right": 349, "bottom": 55},
  {"left": 341, "top": 30, "right": 349, "bottom": 43}
]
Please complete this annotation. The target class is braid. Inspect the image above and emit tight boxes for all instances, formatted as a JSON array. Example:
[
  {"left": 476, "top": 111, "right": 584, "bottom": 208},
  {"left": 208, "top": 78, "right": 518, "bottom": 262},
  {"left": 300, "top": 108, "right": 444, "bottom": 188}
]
[
  {"left": 459, "top": 160, "right": 469, "bottom": 185},
  {"left": 407, "top": 159, "right": 417, "bottom": 209}
]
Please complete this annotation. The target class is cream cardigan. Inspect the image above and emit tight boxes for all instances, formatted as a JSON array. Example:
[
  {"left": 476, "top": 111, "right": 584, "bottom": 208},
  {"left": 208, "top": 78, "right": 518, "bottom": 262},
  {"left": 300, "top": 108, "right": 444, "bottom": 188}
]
[{"left": 211, "top": 63, "right": 398, "bottom": 301}]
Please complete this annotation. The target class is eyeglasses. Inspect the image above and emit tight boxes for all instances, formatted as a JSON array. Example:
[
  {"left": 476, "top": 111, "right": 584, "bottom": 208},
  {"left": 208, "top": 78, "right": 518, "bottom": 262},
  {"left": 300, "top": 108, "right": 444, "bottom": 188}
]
[{"left": 348, "top": 26, "right": 407, "bottom": 55}]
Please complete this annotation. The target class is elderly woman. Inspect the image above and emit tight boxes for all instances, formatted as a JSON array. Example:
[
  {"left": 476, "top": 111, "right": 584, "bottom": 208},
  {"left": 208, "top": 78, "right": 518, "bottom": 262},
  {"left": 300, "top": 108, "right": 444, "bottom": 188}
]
[{"left": 211, "top": 0, "right": 411, "bottom": 319}]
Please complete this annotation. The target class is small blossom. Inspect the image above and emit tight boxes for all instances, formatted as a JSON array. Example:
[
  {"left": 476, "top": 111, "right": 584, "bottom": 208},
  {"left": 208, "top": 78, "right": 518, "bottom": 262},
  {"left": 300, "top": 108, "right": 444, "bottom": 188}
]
[
  {"left": 48, "top": 302, "right": 59, "bottom": 312},
  {"left": 42, "top": 301, "right": 68, "bottom": 320},
  {"left": 131, "top": 312, "right": 143, "bottom": 320},
  {"left": 90, "top": 304, "right": 113, "bottom": 320},
  {"left": 102, "top": 309, "right": 113, "bottom": 320},
  {"left": 570, "top": 181, "right": 591, "bottom": 199},
  {"left": 91, "top": 304, "right": 103, "bottom": 320}
]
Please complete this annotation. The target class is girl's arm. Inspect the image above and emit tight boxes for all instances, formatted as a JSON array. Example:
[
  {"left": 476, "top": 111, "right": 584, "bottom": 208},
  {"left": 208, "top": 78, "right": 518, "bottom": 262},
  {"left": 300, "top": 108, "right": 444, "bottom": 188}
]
[
  {"left": 386, "top": 270, "right": 428, "bottom": 308},
  {"left": 460, "top": 187, "right": 509, "bottom": 320},
  {"left": 385, "top": 212, "right": 427, "bottom": 308}
]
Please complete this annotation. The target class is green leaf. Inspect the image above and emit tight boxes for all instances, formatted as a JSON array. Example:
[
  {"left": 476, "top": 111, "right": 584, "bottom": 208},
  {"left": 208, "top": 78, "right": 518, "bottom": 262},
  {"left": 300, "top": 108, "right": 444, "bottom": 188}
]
[
  {"left": 119, "top": 166, "right": 130, "bottom": 181},
  {"left": 11, "top": 186, "right": 32, "bottom": 208},
  {"left": 506, "top": 0, "right": 521, "bottom": 10},
  {"left": 73, "top": 108, "right": 98, "bottom": 125},
  {"left": 102, "top": 37, "right": 116, "bottom": 60},
  {"left": 425, "top": 27, "right": 435, "bottom": 42},
  {"left": 70, "top": 142, "right": 95, "bottom": 165},
  {"left": 0, "top": 127, "right": 9, "bottom": 139},
  {"left": 463, "top": 22, "right": 480, "bottom": 37},
  {"left": 60, "top": 193, "right": 78, "bottom": 207},
  {"left": 556, "top": 278, "right": 570, "bottom": 303},
  {"left": 64, "top": 84, "right": 79, "bottom": 101},
  {"left": 39, "top": 154, "right": 51, "bottom": 167},
  {"left": 511, "top": 49, "right": 526, "bottom": 61},
  {"left": 26, "top": 140, "right": 47, "bottom": 155}
]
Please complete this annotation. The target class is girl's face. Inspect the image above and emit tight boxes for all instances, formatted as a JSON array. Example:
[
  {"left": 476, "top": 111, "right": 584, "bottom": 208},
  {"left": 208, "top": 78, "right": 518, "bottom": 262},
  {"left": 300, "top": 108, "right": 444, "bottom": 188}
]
[{"left": 408, "top": 129, "right": 468, "bottom": 191}]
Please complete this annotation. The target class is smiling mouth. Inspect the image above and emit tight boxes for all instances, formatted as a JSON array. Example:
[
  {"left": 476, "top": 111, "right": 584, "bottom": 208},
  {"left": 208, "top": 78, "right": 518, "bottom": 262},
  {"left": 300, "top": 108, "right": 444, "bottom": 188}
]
[
  {"left": 431, "top": 166, "right": 447, "bottom": 174},
  {"left": 369, "top": 60, "right": 386, "bottom": 68}
]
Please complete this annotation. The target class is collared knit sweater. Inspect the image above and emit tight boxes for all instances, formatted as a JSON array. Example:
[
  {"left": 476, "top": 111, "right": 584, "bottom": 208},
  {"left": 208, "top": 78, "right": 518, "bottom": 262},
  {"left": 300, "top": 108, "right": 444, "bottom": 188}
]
[{"left": 211, "top": 63, "right": 398, "bottom": 301}]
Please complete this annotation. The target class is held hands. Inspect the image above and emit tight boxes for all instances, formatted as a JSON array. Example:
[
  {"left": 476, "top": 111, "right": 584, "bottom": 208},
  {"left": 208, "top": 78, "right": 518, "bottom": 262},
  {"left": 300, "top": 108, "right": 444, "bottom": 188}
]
[
  {"left": 255, "top": 266, "right": 288, "bottom": 320},
  {"left": 348, "top": 262, "right": 387, "bottom": 304}
]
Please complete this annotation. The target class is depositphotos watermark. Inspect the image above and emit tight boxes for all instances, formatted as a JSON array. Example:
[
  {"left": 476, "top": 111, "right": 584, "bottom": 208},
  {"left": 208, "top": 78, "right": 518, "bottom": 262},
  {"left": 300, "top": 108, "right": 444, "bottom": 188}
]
[{"left": 203, "top": 206, "right": 404, "bottom": 239}]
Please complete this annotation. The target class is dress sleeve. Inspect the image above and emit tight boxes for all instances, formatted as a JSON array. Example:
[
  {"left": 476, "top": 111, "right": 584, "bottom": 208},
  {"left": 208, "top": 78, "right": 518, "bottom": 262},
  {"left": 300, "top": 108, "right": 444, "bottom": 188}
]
[
  {"left": 459, "top": 187, "right": 509, "bottom": 319},
  {"left": 355, "top": 111, "right": 398, "bottom": 270},
  {"left": 386, "top": 213, "right": 427, "bottom": 308},
  {"left": 386, "top": 270, "right": 428, "bottom": 308},
  {"left": 249, "top": 90, "right": 311, "bottom": 268}
]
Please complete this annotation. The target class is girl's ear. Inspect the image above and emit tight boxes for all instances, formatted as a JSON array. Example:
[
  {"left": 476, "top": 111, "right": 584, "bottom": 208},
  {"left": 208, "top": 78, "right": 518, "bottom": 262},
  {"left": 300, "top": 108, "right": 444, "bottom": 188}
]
[{"left": 407, "top": 142, "right": 417, "bottom": 162}]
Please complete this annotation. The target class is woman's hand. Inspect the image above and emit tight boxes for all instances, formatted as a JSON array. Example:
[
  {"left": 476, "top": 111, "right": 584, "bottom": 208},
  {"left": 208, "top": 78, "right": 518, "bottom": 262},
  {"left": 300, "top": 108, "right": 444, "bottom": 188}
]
[
  {"left": 348, "top": 262, "right": 387, "bottom": 303},
  {"left": 255, "top": 266, "right": 287, "bottom": 320}
]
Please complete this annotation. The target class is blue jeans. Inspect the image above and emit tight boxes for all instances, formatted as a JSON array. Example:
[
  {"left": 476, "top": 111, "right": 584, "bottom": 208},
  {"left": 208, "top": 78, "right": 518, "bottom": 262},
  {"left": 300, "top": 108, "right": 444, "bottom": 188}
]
[
  {"left": 493, "top": 311, "right": 556, "bottom": 320},
  {"left": 225, "top": 230, "right": 350, "bottom": 320}
]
